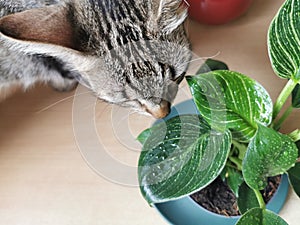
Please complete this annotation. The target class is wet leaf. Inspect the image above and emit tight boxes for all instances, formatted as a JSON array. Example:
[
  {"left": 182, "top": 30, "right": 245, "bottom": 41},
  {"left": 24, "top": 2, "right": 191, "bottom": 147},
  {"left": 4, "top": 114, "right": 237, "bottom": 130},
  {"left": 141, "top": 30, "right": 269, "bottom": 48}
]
[
  {"left": 137, "top": 128, "right": 152, "bottom": 145},
  {"left": 237, "top": 182, "right": 259, "bottom": 214},
  {"left": 243, "top": 125, "right": 298, "bottom": 190},
  {"left": 226, "top": 167, "right": 244, "bottom": 197},
  {"left": 186, "top": 71, "right": 272, "bottom": 142},
  {"left": 236, "top": 208, "right": 288, "bottom": 225},
  {"left": 138, "top": 115, "right": 231, "bottom": 204}
]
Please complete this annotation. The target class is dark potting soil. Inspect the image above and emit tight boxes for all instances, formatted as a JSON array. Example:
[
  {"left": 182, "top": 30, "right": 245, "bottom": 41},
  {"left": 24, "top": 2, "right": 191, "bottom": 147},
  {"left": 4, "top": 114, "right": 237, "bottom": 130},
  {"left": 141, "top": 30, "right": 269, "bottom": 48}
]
[{"left": 190, "top": 176, "right": 281, "bottom": 216}]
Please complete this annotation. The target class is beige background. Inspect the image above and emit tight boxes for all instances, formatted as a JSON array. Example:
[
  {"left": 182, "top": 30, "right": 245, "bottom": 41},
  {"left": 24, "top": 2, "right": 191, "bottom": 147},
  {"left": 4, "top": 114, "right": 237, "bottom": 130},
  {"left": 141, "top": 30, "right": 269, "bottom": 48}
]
[{"left": 0, "top": 0, "right": 299, "bottom": 224}]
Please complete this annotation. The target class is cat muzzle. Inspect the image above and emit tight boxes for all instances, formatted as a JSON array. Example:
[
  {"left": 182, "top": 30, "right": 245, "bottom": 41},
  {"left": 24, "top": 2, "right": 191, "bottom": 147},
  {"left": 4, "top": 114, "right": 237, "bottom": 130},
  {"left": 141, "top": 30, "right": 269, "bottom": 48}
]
[{"left": 145, "top": 100, "right": 171, "bottom": 119}]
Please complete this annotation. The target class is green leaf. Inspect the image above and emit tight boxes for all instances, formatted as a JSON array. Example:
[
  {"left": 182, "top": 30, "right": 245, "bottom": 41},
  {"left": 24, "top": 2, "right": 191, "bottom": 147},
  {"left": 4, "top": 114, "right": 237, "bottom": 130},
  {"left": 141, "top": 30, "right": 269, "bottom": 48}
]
[
  {"left": 268, "top": 0, "right": 300, "bottom": 81},
  {"left": 236, "top": 208, "right": 288, "bottom": 225},
  {"left": 288, "top": 129, "right": 300, "bottom": 143},
  {"left": 196, "top": 59, "right": 229, "bottom": 74},
  {"left": 186, "top": 71, "right": 273, "bottom": 142},
  {"left": 137, "top": 128, "right": 152, "bottom": 145},
  {"left": 292, "top": 84, "right": 300, "bottom": 108},
  {"left": 243, "top": 125, "right": 298, "bottom": 190},
  {"left": 237, "top": 182, "right": 260, "bottom": 214},
  {"left": 138, "top": 115, "right": 231, "bottom": 204},
  {"left": 288, "top": 162, "right": 300, "bottom": 198},
  {"left": 226, "top": 167, "right": 244, "bottom": 197}
]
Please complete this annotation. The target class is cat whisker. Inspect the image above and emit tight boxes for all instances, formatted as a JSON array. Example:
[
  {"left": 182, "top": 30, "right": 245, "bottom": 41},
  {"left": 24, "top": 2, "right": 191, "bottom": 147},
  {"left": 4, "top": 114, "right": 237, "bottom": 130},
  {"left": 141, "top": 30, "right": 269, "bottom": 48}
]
[
  {"left": 94, "top": 101, "right": 113, "bottom": 118},
  {"left": 36, "top": 90, "right": 93, "bottom": 114},
  {"left": 183, "top": 0, "right": 190, "bottom": 7},
  {"left": 184, "top": 57, "right": 206, "bottom": 66},
  {"left": 116, "top": 109, "right": 145, "bottom": 122},
  {"left": 116, "top": 111, "right": 134, "bottom": 122},
  {"left": 203, "top": 51, "right": 221, "bottom": 60},
  {"left": 82, "top": 99, "right": 108, "bottom": 112},
  {"left": 180, "top": 51, "right": 221, "bottom": 67}
]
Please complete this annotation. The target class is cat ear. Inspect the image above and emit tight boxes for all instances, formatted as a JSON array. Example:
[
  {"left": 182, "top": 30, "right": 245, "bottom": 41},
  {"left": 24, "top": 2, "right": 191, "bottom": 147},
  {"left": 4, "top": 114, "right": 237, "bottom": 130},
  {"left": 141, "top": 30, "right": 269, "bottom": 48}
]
[
  {"left": 151, "top": 0, "right": 188, "bottom": 34},
  {"left": 0, "top": 3, "right": 98, "bottom": 87},
  {"left": 0, "top": 29, "right": 98, "bottom": 89},
  {"left": 0, "top": 4, "right": 78, "bottom": 50}
]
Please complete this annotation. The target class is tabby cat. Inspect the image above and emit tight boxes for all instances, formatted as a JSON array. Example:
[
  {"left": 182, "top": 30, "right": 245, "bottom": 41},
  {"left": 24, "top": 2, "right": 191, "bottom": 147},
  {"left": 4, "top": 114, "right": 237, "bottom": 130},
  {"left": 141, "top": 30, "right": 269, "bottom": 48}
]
[{"left": 0, "top": 0, "right": 191, "bottom": 118}]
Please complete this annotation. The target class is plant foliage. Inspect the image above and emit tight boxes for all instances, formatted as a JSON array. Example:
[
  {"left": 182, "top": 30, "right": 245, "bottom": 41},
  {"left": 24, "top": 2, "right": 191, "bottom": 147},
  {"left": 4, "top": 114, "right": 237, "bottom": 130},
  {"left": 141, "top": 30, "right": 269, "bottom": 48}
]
[{"left": 137, "top": 0, "right": 300, "bottom": 224}]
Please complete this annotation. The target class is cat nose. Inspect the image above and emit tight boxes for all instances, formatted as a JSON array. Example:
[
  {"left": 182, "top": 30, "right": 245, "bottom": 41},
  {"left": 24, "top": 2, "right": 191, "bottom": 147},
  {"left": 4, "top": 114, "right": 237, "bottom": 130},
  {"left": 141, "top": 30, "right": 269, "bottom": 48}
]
[{"left": 147, "top": 100, "right": 170, "bottom": 119}]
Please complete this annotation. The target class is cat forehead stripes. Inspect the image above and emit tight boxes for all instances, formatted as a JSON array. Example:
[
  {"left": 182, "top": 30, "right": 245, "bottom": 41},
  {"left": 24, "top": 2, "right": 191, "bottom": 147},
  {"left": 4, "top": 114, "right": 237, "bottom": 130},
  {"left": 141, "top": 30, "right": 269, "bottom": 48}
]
[{"left": 0, "top": 0, "right": 191, "bottom": 118}]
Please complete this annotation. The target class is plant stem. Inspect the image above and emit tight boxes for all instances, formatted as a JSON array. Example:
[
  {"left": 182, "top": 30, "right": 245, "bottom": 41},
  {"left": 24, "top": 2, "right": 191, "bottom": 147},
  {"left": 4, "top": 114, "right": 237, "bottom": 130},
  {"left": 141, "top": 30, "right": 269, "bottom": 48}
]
[
  {"left": 232, "top": 140, "right": 247, "bottom": 160},
  {"left": 225, "top": 162, "right": 239, "bottom": 170},
  {"left": 253, "top": 189, "right": 266, "bottom": 210},
  {"left": 273, "top": 79, "right": 298, "bottom": 121},
  {"left": 273, "top": 105, "right": 294, "bottom": 130},
  {"left": 288, "top": 129, "right": 300, "bottom": 142},
  {"left": 229, "top": 156, "right": 243, "bottom": 171}
]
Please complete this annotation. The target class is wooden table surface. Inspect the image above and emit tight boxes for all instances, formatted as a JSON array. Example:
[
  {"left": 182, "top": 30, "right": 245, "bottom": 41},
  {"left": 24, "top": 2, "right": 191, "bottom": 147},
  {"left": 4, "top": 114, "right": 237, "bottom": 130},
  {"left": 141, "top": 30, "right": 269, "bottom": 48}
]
[{"left": 0, "top": 0, "right": 299, "bottom": 224}]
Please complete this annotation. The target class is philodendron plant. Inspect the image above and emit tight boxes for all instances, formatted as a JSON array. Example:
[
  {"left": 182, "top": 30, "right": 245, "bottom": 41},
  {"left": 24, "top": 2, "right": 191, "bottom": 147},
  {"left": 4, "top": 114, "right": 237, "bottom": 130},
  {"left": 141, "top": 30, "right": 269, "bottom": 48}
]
[{"left": 137, "top": 0, "right": 300, "bottom": 224}]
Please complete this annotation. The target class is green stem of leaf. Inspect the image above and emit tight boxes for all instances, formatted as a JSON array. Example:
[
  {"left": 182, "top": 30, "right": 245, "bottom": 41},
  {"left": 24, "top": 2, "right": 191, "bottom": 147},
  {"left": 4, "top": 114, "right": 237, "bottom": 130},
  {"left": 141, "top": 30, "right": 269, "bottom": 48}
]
[
  {"left": 229, "top": 156, "right": 243, "bottom": 171},
  {"left": 288, "top": 129, "right": 300, "bottom": 142},
  {"left": 232, "top": 140, "right": 247, "bottom": 160},
  {"left": 225, "top": 162, "right": 239, "bottom": 170},
  {"left": 273, "top": 79, "right": 298, "bottom": 120},
  {"left": 253, "top": 189, "right": 266, "bottom": 210},
  {"left": 273, "top": 105, "right": 294, "bottom": 130}
]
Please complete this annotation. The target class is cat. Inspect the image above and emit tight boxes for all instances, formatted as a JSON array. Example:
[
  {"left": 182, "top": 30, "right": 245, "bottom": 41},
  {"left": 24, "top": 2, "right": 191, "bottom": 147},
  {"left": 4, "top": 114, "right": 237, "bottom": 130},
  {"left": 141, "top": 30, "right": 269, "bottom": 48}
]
[{"left": 0, "top": 0, "right": 191, "bottom": 118}]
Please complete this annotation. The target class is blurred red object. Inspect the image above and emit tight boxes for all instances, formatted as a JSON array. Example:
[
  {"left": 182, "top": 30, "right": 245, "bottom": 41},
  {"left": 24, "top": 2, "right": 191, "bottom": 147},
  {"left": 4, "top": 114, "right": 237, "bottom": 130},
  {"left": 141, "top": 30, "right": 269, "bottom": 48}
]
[{"left": 186, "top": 0, "right": 254, "bottom": 25}]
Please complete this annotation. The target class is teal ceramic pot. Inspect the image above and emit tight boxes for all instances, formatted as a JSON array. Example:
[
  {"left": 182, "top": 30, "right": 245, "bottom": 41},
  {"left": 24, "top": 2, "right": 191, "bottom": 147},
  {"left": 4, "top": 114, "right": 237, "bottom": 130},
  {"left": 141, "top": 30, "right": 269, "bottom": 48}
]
[{"left": 153, "top": 99, "right": 290, "bottom": 225}]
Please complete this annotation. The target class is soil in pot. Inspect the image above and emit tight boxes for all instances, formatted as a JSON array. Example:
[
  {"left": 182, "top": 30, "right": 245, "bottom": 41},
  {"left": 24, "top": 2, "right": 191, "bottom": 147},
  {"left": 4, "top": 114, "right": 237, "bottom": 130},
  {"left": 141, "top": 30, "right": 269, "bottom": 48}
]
[{"left": 190, "top": 176, "right": 281, "bottom": 216}]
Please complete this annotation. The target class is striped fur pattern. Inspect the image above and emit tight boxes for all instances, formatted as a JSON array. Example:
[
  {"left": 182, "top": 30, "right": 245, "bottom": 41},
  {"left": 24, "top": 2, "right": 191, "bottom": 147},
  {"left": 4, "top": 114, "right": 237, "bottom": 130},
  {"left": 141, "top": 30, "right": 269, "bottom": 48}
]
[{"left": 0, "top": 0, "right": 191, "bottom": 118}]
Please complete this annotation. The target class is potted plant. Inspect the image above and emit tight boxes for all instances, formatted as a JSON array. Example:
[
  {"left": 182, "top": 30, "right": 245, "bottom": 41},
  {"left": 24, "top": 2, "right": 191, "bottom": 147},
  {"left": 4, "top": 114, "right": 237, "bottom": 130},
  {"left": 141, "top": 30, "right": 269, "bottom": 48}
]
[{"left": 137, "top": 0, "right": 300, "bottom": 224}]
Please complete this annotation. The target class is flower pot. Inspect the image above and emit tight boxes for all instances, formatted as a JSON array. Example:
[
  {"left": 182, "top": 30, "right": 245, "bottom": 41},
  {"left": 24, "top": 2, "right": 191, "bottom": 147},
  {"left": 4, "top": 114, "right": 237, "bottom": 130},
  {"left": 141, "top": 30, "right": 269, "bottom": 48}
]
[{"left": 153, "top": 99, "right": 290, "bottom": 225}]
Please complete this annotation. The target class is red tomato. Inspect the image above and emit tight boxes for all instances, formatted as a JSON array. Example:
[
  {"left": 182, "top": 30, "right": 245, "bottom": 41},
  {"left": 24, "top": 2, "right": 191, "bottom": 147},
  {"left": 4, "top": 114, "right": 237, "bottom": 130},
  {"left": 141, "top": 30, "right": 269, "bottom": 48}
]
[{"left": 186, "top": 0, "right": 254, "bottom": 25}]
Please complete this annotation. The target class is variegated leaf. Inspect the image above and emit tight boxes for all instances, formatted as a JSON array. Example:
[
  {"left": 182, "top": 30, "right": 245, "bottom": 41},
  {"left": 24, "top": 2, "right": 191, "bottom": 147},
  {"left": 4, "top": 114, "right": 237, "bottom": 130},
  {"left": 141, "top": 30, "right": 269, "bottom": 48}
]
[
  {"left": 186, "top": 71, "right": 273, "bottom": 142},
  {"left": 268, "top": 0, "right": 300, "bottom": 81}
]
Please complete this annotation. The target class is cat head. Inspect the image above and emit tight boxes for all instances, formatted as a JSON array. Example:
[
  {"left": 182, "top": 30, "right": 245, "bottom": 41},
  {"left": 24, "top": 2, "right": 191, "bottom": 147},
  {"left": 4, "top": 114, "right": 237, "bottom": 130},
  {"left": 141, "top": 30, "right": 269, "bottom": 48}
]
[{"left": 0, "top": 0, "right": 191, "bottom": 118}]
